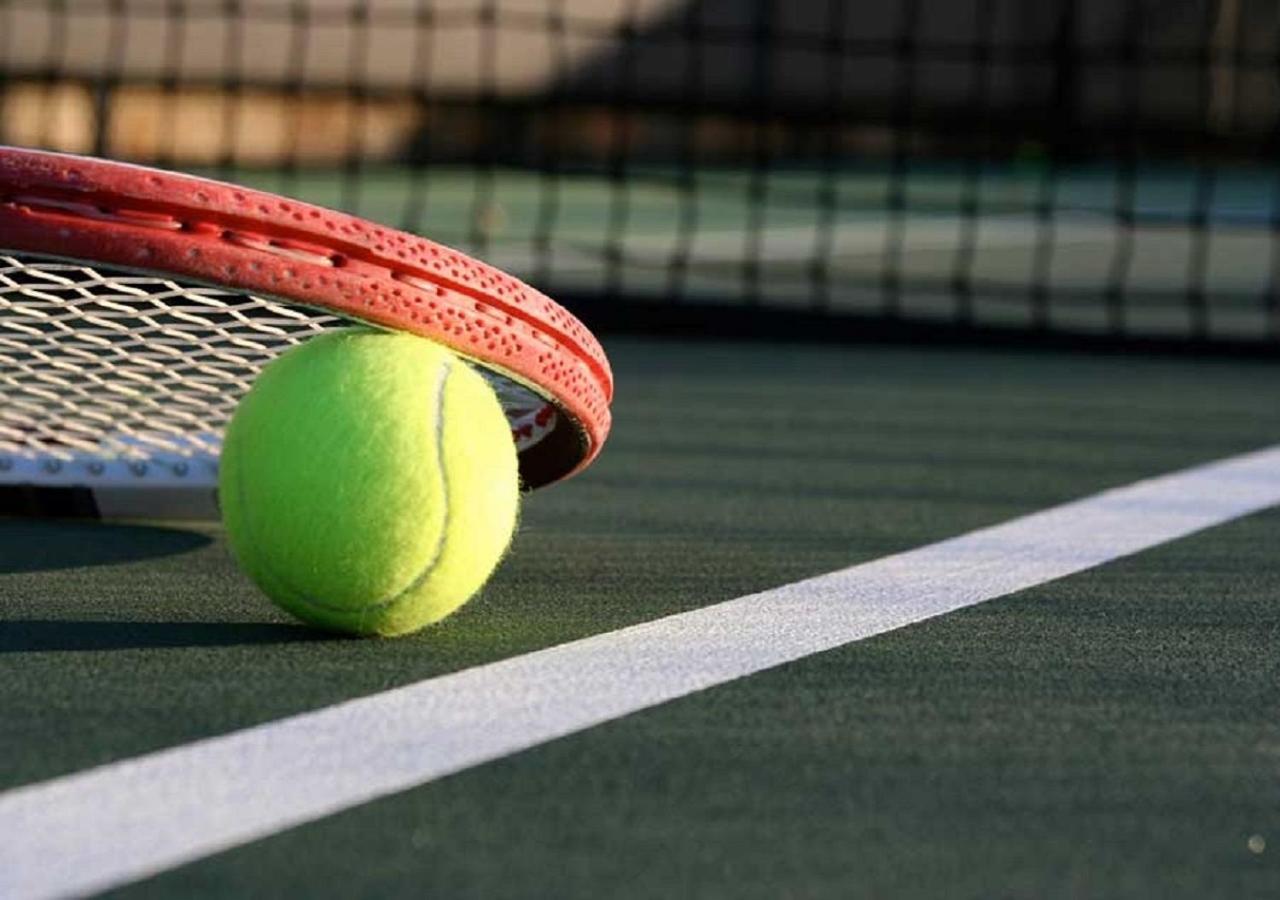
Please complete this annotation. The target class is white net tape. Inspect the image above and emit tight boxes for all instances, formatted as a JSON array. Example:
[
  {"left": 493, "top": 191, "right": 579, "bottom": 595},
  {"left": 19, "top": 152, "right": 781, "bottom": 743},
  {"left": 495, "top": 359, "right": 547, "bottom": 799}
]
[{"left": 0, "top": 253, "right": 554, "bottom": 492}]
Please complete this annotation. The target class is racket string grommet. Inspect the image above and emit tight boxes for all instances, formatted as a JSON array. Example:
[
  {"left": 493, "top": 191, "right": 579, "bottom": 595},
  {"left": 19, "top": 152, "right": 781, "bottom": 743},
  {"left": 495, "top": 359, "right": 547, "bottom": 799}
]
[{"left": 129, "top": 461, "right": 148, "bottom": 477}]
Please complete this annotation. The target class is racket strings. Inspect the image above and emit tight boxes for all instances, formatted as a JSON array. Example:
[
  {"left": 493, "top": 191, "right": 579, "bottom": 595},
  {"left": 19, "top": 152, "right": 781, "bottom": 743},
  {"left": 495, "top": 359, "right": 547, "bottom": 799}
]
[{"left": 0, "top": 253, "right": 553, "bottom": 477}]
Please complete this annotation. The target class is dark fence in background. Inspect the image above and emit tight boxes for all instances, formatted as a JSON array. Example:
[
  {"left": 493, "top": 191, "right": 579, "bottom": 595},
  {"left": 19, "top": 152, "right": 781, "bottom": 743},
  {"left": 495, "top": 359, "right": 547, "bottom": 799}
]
[{"left": 2, "top": 0, "right": 1278, "bottom": 350}]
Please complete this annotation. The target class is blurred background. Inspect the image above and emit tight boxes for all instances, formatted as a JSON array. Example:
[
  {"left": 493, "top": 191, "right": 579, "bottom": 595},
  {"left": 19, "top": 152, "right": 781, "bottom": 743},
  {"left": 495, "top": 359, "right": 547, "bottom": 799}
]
[{"left": 2, "top": 0, "right": 1278, "bottom": 347}]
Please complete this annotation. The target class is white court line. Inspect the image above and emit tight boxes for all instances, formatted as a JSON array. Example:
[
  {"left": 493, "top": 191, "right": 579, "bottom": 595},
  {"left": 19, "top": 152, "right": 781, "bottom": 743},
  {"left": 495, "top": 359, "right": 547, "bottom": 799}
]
[{"left": 4, "top": 444, "right": 1280, "bottom": 899}]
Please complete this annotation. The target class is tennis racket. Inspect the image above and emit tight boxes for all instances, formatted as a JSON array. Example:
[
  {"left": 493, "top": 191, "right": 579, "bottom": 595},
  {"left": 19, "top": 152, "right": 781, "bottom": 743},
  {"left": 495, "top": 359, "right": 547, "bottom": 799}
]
[{"left": 0, "top": 147, "right": 613, "bottom": 520}]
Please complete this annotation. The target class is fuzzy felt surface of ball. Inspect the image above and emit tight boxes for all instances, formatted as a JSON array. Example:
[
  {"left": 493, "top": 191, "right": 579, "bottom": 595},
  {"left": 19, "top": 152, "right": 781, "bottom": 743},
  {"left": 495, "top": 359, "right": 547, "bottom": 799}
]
[{"left": 219, "top": 328, "right": 519, "bottom": 636}]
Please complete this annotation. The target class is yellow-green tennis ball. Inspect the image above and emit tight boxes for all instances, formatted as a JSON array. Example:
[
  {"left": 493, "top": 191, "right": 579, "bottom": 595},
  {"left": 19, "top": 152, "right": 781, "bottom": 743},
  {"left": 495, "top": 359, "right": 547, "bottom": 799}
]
[{"left": 219, "top": 328, "right": 519, "bottom": 637}]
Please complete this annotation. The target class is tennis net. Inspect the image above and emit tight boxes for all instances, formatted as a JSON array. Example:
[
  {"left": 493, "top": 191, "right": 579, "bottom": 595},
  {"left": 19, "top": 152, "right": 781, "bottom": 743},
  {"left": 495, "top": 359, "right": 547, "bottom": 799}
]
[{"left": 1, "top": 0, "right": 1278, "bottom": 346}]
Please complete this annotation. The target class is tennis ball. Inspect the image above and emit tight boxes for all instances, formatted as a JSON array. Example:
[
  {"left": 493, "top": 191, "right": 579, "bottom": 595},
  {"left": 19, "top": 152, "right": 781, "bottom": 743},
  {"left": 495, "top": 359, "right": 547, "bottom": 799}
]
[{"left": 219, "top": 328, "right": 519, "bottom": 637}]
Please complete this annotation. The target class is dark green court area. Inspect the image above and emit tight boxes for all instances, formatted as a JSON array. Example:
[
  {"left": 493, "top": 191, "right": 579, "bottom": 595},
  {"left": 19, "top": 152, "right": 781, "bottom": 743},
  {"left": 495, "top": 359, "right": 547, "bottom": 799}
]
[{"left": 3, "top": 338, "right": 1280, "bottom": 898}]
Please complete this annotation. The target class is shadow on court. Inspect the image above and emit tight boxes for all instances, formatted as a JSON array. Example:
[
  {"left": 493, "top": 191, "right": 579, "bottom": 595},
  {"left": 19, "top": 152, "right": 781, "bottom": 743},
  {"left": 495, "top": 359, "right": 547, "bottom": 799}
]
[
  {"left": 0, "top": 520, "right": 212, "bottom": 573},
  {"left": 0, "top": 619, "right": 333, "bottom": 653}
]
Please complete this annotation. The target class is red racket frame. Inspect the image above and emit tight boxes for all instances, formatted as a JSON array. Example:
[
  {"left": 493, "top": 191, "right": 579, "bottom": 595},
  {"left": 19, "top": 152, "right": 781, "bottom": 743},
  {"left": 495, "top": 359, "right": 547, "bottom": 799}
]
[{"left": 0, "top": 147, "right": 613, "bottom": 488}]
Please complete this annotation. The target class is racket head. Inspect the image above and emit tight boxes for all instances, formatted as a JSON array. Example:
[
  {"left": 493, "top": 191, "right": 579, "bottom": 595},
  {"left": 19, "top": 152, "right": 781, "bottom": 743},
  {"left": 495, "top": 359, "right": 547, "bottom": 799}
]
[{"left": 0, "top": 147, "right": 613, "bottom": 519}]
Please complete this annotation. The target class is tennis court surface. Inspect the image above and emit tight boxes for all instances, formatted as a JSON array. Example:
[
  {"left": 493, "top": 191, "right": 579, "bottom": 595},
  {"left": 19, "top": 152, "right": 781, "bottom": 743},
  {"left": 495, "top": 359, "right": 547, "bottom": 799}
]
[
  {"left": 4, "top": 0, "right": 1280, "bottom": 897},
  {"left": 5, "top": 340, "right": 1280, "bottom": 897}
]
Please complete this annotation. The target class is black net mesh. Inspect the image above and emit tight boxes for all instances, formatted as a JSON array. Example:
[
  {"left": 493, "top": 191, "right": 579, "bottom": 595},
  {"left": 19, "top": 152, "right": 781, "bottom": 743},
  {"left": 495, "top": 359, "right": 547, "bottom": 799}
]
[{"left": 2, "top": 0, "right": 1278, "bottom": 346}]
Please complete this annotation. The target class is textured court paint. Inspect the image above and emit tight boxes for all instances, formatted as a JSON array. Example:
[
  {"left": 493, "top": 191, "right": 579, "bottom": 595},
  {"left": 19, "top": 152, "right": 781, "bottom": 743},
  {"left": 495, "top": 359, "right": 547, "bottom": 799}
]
[{"left": 3, "top": 444, "right": 1280, "bottom": 900}]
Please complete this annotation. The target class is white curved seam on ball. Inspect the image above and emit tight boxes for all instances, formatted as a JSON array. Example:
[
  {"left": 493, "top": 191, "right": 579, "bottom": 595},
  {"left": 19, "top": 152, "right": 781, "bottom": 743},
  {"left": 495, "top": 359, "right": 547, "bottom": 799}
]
[{"left": 283, "top": 355, "right": 455, "bottom": 621}]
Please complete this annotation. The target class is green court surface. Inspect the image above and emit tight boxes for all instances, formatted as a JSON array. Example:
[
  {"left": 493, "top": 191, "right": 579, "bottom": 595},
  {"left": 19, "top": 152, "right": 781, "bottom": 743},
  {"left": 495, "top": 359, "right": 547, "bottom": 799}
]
[{"left": 3, "top": 338, "right": 1280, "bottom": 897}]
